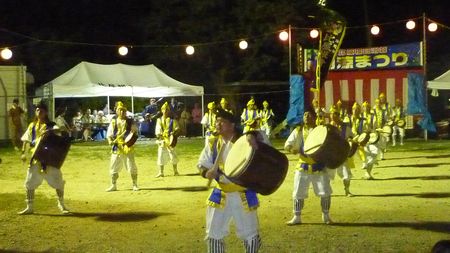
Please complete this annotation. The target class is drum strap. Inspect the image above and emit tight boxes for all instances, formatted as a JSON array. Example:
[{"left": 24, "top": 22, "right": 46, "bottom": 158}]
[
  {"left": 112, "top": 120, "right": 119, "bottom": 152},
  {"left": 340, "top": 124, "right": 347, "bottom": 138},
  {"left": 358, "top": 118, "right": 364, "bottom": 134},
  {"left": 168, "top": 119, "right": 173, "bottom": 134}
]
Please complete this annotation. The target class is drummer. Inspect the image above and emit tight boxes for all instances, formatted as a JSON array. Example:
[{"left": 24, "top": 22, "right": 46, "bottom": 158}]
[
  {"left": 284, "top": 111, "right": 333, "bottom": 225},
  {"left": 373, "top": 98, "right": 388, "bottom": 160},
  {"left": 198, "top": 108, "right": 268, "bottom": 253},
  {"left": 362, "top": 133, "right": 380, "bottom": 180},
  {"left": 259, "top": 100, "right": 275, "bottom": 138},
  {"left": 155, "top": 102, "right": 180, "bottom": 177},
  {"left": 241, "top": 98, "right": 260, "bottom": 133},
  {"left": 352, "top": 102, "right": 372, "bottom": 170},
  {"left": 378, "top": 93, "right": 392, "bottom": 121},
  {"left": 201, "top": 102, "right": 217, "bottom": 145},
  {"left": 105, "top": 101, "right": 139, "bottom": 192},
  {"left": 18, "top": 102, "right": 70, "bottom": 215},
  {"left": 330, "top": 111, "right": 355, "bottom": 197},
  {"left": 312, "top": 99, "right": 325, "bottom": 126},
  {"left": 219, "top": 97, "right": 233, "bottom": 114},
  {"left": 334, "top": 100, "right": 349, "bottom": 122},
  {"left": 391, "top": 98, "right": 405, "bottom": 146}
]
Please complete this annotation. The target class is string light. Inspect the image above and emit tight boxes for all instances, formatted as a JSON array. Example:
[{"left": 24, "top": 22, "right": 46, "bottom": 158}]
[
  {"left": 238, "top": 40, "right": 248, "bottom": 50},
  {"left": 406, "top": 20, "right": 416, "bottom": 30},
  {"left": 370, "top": 25, "right": 380, "bottom": 35},
  {"left": 0, "top": 16, "right": 447, "bottom": 53},
  {"left": 279, "top": 31, "right": 289, "bottom": 41},
  {"left": 118, "top": 46, "right": 128, "bottom": 56},
  {"left": 428, "top": 22, "right": 438, "bottom": 32},
  {"left": 185, "top": 45, "right": 195, "bottom": 55},
  {"left": 1, "top": 48, "right": 13, "bottom": 60},
  {"left": 309, "top": 29, "right": 319, "bottom": 39}
]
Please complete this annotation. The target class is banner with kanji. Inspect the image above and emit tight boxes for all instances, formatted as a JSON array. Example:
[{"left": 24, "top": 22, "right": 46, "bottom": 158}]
[{"left": 305, "top": 42, "right": 423, "bottom": 72}]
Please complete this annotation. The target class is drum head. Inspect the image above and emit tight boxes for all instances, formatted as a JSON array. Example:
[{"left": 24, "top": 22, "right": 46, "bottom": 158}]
[
  {"left": 369, "top": 132, "right": 379, "bottom": 144},
  {"left": 303, "top": 125, "right": 327, "bottom": 155},
  {"left": 382, "top": 125, "right": 393, "bottom": 137},
  {"left": 224, "top": 136, "right": 253, "bottom": 177},
  {"left": 356, "top": 133, "right": 369, "bottom": 145}
]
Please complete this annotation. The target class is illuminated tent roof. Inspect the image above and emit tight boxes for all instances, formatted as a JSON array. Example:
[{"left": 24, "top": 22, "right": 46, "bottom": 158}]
[
  {"left": 41, "top": 61, "right": 204, "bottom": 97},
  {"left": 428, "top": 69, "right": 450, "bottom": 90}
]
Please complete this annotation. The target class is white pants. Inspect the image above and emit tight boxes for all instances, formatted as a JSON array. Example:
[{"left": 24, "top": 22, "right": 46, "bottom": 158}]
[
  {"left": 206, "top": 192, "right": 259, "bottom": 240},
  {"left": 292, "top": 170, "right": 332, "bottom": 199},
  {"left": 25, "top": 164, "right": 65, "bottom": 190},
  {"left": 157, "top": 146, "right": 178, "bottom": 166},
  {"left": 109, "top": 153, "right": 138, "bottom": 175},
  {"left": 364, "top": 144, "right": 379, "bottom": 167},
  {"left": 260, "top": 123, "right": 271, "bottom": 137},
  {"left": 336, "top": 164, "right": 353, "bottom": 180},
  {"left": 392, "top": 126, "right": 405, "bottom": 137},
  {"left": 329, "top": 157, "right": 354, "bottom": 180}
]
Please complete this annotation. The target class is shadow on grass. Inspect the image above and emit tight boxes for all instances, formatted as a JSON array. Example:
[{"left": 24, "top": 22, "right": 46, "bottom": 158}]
[
  {"left": 331, "top": 221, "right": 450, "bottom": 234},
  {"left": 354, "top": 192, "right": 450, "bottom": 198},
  {"left": 377, "top": 163, "right": 450, "bottom": 168},
  {"left": 37, "top": 211, "right": 170, "bottom": 222},
  {"left": 0, "top": 250, "right": 56, "bottom": 253},
  {"left": 389, "top": 154, "right": 450, "bottom": 160},
  {"left": 140, "top": 186, "right": 209, "bottom": 192},
  {"left": 183, "top": 172, "right": 201, "bottom": 177},
  {"left": 375, "top": 175, "right": 450, "bottom": 181}
]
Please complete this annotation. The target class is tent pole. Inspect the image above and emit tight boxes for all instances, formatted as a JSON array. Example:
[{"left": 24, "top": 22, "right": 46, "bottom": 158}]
[
  {"left": 131, "top": 87, "right": 135, "bottom": 115},
  {"left": 201, "top": 95, "right": 205, "bottom": 137},
  {"left": 422, "top": 13, "right": 428, "bottom": 141},
  {"left": 107, "top": 96, "right": 110, "bottom": 115},
  {"left": 51, "top": 83, "right": 55, "bottom": 121}
]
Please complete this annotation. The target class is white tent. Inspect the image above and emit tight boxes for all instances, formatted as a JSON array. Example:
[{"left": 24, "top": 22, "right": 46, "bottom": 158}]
[
  {"left": 427, "top": 69, "right": 450, "bottom": 90},
  {"left": 40, "top": 61, "right": 204, "bottom": 115}
]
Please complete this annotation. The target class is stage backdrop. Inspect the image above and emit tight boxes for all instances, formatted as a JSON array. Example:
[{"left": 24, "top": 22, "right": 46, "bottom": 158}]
[{"left": 317, "top": 68, "right": 423, "bottom": 110}]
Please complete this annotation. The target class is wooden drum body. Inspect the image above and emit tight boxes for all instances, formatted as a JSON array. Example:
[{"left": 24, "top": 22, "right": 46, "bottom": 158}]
[
  {"left": 303, "top": 124, "right": 350, "bottom": 169},
  {"left": 124, "top": 132, "right": 138, "bottom": 147},
  {"left": 34, "top": 131, "right": 71, "bottom": 169},
  {"left": 223, "top": 136, "right": 288, "bottom": 195}
]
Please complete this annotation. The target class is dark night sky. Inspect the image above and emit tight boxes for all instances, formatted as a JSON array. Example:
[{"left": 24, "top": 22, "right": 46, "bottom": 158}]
[{"left": 0, "top": 0, "right": 449, "bottom": 89}]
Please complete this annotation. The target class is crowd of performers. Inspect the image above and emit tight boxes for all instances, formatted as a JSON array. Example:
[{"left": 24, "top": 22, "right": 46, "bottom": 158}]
[{"left": 14, "top": 92, "right": 407, "bottom": 253}]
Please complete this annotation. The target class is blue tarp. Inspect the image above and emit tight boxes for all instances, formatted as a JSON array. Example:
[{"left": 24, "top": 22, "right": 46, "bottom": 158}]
[
  {"left": 286, "top": 75, "right": 305, "bottom": 126},
  {"left": 407, "top": 73, "right": 436, "bottom": 132}
]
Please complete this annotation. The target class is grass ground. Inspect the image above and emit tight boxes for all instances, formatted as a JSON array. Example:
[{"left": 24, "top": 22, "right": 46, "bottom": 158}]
[{"left": 0, "top": 137, "right": 449, "bottom": 253}]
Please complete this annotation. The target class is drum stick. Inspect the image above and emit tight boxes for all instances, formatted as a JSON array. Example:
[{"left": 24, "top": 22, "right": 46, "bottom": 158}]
[{"left": 206, "top": 143, "right": 225, "bottom": 188}]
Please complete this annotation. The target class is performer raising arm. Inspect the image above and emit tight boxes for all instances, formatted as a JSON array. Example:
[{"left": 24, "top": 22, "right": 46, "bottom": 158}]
[
  {"left": 198, "top": 109, "right": 267, "bottom": 253},
  {"left": 18, "top": 102, "right": 70, "bottom": 215}
]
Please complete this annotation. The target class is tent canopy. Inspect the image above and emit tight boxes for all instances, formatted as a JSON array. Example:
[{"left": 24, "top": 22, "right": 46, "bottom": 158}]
[
  {"left": 44, "top": 61, "right": 204, "bottom": 97},
  {"left": 427, "top": 69, "right": 450, "bottom": 90}
]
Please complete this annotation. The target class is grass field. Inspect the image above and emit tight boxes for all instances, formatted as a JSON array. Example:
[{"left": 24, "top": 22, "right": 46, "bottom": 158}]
[{"left": 0, "top": 137, "right": 449, "bottom": 253}]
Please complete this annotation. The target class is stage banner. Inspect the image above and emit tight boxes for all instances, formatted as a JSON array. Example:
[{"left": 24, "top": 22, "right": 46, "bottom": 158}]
[
  {"left": 286, "top": 75, "right": 305, "bottom": 126},
  {"left": 305, "top": 42, "right": 423, "bottom": 72}
]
